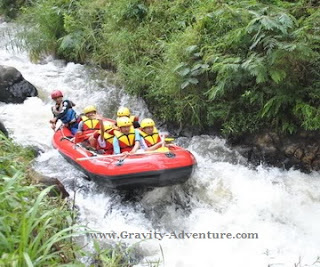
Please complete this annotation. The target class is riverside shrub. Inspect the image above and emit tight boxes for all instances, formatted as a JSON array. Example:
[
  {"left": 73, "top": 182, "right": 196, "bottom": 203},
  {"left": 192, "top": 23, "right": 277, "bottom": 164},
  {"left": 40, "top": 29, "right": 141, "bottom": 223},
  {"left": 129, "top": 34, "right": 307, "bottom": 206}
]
[{"left": 14, "top": 0, "right": 320, "bottom": 136}]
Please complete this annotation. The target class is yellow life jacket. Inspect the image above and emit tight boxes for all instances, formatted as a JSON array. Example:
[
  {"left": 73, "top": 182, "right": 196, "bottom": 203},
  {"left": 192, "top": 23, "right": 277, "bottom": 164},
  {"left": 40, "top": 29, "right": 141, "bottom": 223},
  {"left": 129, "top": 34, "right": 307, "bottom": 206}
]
[
  {"left": 103, "top": 132, "right": 114, "bottom": 144},
  {"left": 114, "top": 127, "right": 136, "bottom": 152},
  {"left": 138, "top": 127, "right": 161, "bottom": 147},
  {"left": 81, "top": 115, "right": 100, "bottom": 131}
]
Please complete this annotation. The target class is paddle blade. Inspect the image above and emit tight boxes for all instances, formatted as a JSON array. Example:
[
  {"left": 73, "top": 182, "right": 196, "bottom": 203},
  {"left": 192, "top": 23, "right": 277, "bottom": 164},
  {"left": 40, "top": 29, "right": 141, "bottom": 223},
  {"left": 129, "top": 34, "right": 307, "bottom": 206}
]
[{"left": 156, "top": 147, "right": 170, "bottom": 152}]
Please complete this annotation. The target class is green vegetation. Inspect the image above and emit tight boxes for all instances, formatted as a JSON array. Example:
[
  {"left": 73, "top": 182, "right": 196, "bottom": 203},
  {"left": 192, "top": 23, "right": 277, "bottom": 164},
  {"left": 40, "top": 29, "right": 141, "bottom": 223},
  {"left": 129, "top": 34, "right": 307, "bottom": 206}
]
[
  {"left": 4, "top": 0, "right": 320, "bottom": 136},
  {"left": 0, "top": 0, "right": 29, "bottom": 19},
  {"left": 0, "top": 133, "right": 155, "bottom": 265},
  {"left": 0, "top": 133, "right": 79, "bottom": 265}
]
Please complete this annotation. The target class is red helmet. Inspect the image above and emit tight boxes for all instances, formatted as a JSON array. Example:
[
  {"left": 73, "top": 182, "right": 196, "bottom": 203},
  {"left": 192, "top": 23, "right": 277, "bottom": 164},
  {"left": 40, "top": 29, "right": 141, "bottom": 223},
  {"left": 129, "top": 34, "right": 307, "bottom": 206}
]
[{"left": 51, "top": 90, "right": 63, "bottom": 99}]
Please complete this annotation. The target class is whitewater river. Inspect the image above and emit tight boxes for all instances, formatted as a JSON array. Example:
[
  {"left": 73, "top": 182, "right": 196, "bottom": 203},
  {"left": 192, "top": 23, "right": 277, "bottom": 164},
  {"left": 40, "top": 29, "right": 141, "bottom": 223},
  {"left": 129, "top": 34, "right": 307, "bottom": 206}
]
[{"left": 1, "top": 22, "right": 320, "bottom": 267}]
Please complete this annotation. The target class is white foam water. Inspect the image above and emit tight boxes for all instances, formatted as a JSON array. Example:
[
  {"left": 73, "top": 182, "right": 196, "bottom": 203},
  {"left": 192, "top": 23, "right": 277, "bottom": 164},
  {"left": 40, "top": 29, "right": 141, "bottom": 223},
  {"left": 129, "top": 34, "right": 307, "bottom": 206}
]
[{"left": 1, "top": 22, "right": 320, "bottom": 267}]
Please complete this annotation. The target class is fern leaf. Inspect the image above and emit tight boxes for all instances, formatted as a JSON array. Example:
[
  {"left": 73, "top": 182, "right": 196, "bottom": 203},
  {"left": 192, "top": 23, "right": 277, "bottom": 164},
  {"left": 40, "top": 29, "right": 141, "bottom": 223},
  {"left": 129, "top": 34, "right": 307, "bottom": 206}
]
[{"left": 269, "top": 69, "right": 286, "bottom": 83}]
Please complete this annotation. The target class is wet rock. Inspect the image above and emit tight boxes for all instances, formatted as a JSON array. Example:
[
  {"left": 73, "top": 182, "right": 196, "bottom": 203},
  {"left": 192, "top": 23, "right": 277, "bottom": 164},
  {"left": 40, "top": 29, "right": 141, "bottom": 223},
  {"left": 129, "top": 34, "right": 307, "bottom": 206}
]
[
  {"left": 165, "top": 121, "right": 203, "bottom": 137},
  {"left": 26, "top": 145, "right": 45, "bottom": 157},
  {"left": 284, "top": 145, "right": 298, "bottom": 156},
  {"left": 0, "top": 120, "right": 8, "bottom": 137},
  {"left": 228, "top": 130, "right": 320, "bottom": 172},
  {"left": 294, "top": 148, "right": 304, "bottom": 160},
  {"left": 165, "top": 120, "right": 320, "bottom": 172},
  {"left": 312, "top": 157, "right": 320, "bottom": 171},
  {"left": 27, "top": 168, "right": 69, "bottom": 199},
  {"left": 0, "top": 65, "right": 38, "bottom": 103},
  {"left": 180, "top": 126, "right": 201, "bottom": 137}
]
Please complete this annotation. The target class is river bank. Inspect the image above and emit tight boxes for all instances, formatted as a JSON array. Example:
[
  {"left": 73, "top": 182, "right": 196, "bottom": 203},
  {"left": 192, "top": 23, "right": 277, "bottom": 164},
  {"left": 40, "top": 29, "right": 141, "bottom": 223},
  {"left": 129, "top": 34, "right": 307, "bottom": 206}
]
[
  {"left": 166, "top": 121, "right": 320, "bottom": 172},
  {"left": 0, "top": 134, "right": 77, "bottom": 265}
]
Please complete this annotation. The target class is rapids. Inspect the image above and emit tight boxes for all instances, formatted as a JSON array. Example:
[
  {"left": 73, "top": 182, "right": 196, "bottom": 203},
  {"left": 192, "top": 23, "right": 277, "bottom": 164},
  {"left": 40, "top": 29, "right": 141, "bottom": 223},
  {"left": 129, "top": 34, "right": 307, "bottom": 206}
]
[{"left": 1, "top": 22, "right": 320, "bottom": 267}]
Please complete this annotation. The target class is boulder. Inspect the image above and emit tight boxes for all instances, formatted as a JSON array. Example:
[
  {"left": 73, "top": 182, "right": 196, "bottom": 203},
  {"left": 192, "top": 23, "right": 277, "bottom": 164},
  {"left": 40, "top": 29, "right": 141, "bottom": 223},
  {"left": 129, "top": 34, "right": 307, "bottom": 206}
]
[
  {"left": 229, "top": 130, "right": 320, "bottom": 172},
  {"left": 0, "top": 65, "right": 38, "bottom": 103},
  {"left": 27, "top": 168, "right": 69, "bottom": 199}
]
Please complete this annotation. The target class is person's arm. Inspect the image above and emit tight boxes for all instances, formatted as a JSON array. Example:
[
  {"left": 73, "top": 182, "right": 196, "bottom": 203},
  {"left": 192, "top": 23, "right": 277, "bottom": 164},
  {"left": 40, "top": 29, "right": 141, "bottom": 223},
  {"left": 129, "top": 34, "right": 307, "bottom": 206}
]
[
  {"left": 97, "top": 118, "right": 104, "bottom": 138},
  {"left": 139, "top": 137, "right": 147, "bottom": 150},
  {"left": 129, "top": 130, "right": 141, "bottom": 154},
  {"left": 96, "top": 134, "right": 106, "bottom": 148},
  {"left": 49, "top": 114, "right": 58, "bottom": 129},
  {"left": 130, "top": 141, "right": 140, "bottom": 154},
  {"left": 113, "top": 136, "right": 121, "bottom": 154},
  {"left": 144, "top": 140, "right": 165, "bottom": 151},
  {"left": 51, "top": 105, "right": 60, "bottom": 116},
  {"left": 49, "top": 105, "right": 60, "bottom": 127},
  {"left": 77, "top": 121, "right": 84, "bottom": 133}
]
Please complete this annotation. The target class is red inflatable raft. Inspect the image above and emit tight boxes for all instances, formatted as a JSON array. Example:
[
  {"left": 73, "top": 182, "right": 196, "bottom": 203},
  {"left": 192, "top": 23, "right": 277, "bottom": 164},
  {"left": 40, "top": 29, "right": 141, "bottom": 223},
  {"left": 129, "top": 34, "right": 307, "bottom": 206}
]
[{"left": 52, "top": 126, "right": 196, "bottom": 188}]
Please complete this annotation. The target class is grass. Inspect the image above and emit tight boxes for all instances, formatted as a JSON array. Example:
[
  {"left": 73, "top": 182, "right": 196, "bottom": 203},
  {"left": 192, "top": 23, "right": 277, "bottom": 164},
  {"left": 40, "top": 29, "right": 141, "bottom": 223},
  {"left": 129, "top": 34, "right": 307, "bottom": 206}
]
[
  {"left": 0, "top": 132, "right": 81, "bottom": 265},
  {"left": 0, "top": 133, "right": 160, "bottom": 266}
]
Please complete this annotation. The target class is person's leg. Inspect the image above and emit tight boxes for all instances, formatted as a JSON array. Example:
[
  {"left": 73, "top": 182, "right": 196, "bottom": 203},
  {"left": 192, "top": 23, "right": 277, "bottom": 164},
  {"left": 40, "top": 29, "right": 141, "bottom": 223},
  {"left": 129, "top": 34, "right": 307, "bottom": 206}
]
[
  {"left": 88, "top": 135, "right": 97, "bottom": 148},
  {"left": 70, "top": 125, "right": 79, "bottom": 135}
]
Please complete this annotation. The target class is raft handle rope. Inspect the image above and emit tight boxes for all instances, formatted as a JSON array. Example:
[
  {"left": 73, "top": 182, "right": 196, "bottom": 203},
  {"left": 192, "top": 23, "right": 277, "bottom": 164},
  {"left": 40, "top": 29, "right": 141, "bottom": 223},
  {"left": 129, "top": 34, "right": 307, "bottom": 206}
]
[
  {"left": 58, "top": 128, "right": 125, "bottom": 165},
  {"left": 58, "top": 126, "right": 99, "bottom": 157}
]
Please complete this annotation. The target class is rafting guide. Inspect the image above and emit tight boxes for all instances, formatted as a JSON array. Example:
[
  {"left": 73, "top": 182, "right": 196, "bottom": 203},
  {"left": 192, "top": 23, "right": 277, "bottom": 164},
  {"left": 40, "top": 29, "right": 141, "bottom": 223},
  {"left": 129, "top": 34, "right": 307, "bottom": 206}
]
[{"left": 50, "top": 90, "right": 78, "bottom": 134}]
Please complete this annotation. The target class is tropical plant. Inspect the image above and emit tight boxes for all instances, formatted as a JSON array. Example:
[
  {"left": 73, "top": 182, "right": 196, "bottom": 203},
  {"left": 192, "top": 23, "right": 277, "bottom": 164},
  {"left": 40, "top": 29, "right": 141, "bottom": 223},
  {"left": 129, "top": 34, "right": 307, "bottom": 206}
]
[
  {"left": 11, "top": 0, "right": 320, "bottom": 136},
  {"left": 0, "top": 134, "right": 80, "bottom": 265}
]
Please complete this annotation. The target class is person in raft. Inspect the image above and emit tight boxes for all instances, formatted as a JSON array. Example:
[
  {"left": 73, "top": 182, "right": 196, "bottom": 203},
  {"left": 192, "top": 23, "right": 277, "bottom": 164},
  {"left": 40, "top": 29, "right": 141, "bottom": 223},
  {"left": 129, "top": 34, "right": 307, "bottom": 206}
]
[
  {"left": 88, "top": 121, "right": 115, "bottom": 154},
  {"left": 138, "top": 118, "right": 166, "bottom": 151},
  {"left": 116, "top": 107, "right": 140, "bottom": 128},
  {"left": 49, "top": 90, "right": 78, "bottom": 134},
  {"left": 75, "top": 105, "right": 102, "bottom": 144},
  {"left": 113, "top": 117, "right": 141, "bottom": 155}
]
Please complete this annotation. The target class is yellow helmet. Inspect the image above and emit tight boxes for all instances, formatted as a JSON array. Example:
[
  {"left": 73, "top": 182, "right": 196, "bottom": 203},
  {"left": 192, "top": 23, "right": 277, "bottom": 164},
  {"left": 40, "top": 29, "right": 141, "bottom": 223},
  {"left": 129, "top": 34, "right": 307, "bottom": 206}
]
[
  {"left": 140, "top": 118, "right": 155, "bottom": 128},
  {"left": 103, "top": 121, "right": 114, "bottom": 131},
  {"left": 117, "top": 107, "right": 130, "bottom": 117},
  {"left": 117, "top": 117, "right": 132, "bottom": 127},
  {"left": 83, "top": 105, "right": 97, "bottom": 114}
]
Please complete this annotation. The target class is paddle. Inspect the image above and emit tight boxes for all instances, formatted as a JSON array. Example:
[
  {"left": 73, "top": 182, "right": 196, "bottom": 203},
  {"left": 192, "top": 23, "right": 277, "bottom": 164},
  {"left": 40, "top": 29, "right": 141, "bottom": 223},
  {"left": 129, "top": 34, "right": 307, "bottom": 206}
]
[
  {"left": 54, "top": 120, "right": 63, "bottom": 132},
  {"left": 75, "top": 151, "right": 128, "bottom": 167},
  {"left": 76, "top": 153, "right": 118, "bottom": 161},
  {"left": 75, "top": 148, "right": 171, "bottom": 161},
  {"left": 115, "top": 152, "right": 130, "bottom": 166},
  {"left": 75, "top": 133, "right": 175, "bottom": 162},
  {"left": 155, "top": 146, "right": 170, "bottom": 152}
]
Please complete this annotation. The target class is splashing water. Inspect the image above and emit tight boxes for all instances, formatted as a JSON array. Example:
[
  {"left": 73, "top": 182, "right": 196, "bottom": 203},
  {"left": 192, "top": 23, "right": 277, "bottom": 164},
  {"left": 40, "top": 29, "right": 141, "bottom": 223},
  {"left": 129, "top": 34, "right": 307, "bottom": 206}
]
[{"left": 1, "top": 22, "right": 320, "bottom": 267}]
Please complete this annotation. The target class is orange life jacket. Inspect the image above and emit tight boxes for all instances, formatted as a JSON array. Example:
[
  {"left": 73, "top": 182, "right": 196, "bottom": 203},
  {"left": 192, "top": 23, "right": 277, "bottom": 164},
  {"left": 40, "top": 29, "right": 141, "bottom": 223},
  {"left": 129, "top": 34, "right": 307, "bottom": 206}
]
[
  {"left": 139, "top": 127, "right": 161, "bottom": 147},
  {"left": 114, "top": 127, "right": 136, "bottom": 153}
]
